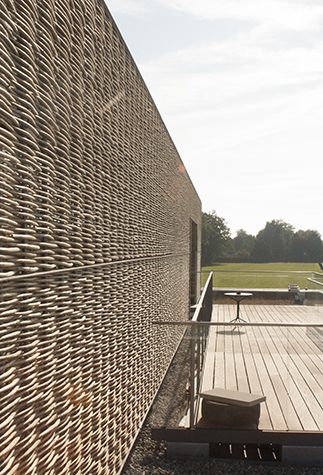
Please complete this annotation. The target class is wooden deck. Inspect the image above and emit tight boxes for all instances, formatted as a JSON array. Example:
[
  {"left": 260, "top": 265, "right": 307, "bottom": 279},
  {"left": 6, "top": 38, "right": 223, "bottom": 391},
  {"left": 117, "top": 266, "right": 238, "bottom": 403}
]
[{"left": 200, "top": 304, "right": 323, "bottom": 432}]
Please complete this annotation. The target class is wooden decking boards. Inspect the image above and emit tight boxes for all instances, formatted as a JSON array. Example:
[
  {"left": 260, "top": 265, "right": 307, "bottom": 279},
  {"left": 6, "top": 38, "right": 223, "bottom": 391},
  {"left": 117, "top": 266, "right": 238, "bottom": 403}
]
[{"left": 200, "top": 304, "right": 323, "bottom": 433}]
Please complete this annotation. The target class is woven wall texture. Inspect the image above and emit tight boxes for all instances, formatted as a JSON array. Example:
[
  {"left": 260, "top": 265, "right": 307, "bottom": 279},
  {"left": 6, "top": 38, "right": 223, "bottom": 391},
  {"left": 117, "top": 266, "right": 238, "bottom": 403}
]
[{"left": 0, "top": 0, "right": 201, "bottom": 474}]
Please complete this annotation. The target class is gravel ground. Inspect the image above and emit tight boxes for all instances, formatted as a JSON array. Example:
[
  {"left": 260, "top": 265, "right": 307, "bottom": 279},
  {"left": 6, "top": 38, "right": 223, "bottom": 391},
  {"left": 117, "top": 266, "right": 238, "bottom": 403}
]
[{"left": 122, "top": 331, "right": 323, "bottom": 475}]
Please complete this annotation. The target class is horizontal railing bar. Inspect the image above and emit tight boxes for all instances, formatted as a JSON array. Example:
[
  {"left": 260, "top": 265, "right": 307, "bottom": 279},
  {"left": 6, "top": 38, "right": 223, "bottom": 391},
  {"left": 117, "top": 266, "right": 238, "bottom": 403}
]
[
  {"left": 0, "top": 253, "right": 189, "bottom": 284},
  {"left": 201, "top": 269, "right": 315, "bottom": 274},
  {"left": 154, "top": 321, "right": 323, "bottom": 328}
]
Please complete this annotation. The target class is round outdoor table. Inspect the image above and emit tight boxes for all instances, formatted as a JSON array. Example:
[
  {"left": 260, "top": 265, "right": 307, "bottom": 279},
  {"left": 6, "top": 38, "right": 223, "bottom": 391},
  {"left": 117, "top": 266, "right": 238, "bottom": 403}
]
[{"left": 224, "top": 292, "right": 253, "bottom": 323}]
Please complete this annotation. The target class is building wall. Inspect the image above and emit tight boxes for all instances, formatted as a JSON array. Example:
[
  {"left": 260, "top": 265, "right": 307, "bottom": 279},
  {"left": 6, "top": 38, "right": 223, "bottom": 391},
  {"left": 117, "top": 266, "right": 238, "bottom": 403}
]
[{"left": 0, "top": 1, "right": 201, "bottom": 474}]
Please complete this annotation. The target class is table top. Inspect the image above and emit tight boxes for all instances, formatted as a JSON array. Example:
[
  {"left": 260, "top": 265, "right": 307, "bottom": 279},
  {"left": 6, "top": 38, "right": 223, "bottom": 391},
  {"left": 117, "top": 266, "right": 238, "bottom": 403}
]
[{"left": 224, "top": 292, "right": 253, "bottom": 298}]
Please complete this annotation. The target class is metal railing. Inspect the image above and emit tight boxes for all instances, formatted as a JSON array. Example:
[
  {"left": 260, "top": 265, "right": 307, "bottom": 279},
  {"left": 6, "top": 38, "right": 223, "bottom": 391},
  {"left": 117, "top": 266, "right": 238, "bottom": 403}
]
[
  {"left": 155, "top": 318, "right": 323, "bottom": 432},
  {"left": 189, "top": 272, "right": 213, "bottom": 427},
  {"left": 308, "top": 272, "right": 323, "bottom": 287},
  {"left": 152, "top": 314, "right": 323, "bottom": 450}
]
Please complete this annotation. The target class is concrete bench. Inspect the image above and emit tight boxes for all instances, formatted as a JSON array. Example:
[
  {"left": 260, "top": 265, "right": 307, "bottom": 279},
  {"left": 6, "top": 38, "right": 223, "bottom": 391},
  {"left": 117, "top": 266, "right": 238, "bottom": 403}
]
[
  {"left": 200, "top": 388, "right": 266, "bottom": 429},
  {"left": 288, "top": 284, "right": 304, "bottom": 304}
]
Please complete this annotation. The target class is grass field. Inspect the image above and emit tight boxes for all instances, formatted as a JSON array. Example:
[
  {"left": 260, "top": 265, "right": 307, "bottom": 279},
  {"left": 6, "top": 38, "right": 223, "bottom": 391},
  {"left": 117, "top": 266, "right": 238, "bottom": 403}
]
[{"left": 202, "top": 262, "right": 322, "bottom": 289}]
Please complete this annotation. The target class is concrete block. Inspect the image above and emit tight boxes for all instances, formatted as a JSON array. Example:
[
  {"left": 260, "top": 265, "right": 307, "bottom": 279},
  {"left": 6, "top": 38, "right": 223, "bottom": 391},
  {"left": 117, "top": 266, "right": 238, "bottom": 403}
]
[
  {"left": 282, "top": 446, "right": 323, "bottom": 464},
  {"left": 167, "top": 442, "right": 209, "bottom": 458},
  {"left": 201, "top": 399, "right": 260, "bottom": 429}
]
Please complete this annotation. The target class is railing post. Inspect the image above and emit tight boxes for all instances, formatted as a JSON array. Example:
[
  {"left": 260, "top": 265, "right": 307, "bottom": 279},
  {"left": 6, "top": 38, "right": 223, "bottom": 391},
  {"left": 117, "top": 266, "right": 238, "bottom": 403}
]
[
  {"left": 203, "top": 324, "right": 207, "bottom": 353},
  {"left": 196, "top": 325, "right": 201, "bottom": 395},
  {"left": 189, "top": 325, "right": 196, "bottom": 429}
]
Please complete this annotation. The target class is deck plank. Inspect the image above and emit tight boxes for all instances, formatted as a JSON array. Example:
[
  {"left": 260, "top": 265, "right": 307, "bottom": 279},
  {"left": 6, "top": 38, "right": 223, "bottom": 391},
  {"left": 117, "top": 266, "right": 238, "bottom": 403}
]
[
  {"left": 257, "top": 305, "right": 323, "bottom": 430},
  {"left": 260, "top": 307, "right": 323, "bottom": 430},
  {"left": 238, "top": 321, "right": 272, "bottom": 430},
  {"left": 201, "top": 327, "right": 216, "bottom": 392},
  {"left": 246, "top": 309, "right": 288, "bottom": 431},
  {"left": 213, "top": 305, "right": 225, "bottom": 388},
  {"left": 250, "top": 308, "right": 310, "bottom": 431}
]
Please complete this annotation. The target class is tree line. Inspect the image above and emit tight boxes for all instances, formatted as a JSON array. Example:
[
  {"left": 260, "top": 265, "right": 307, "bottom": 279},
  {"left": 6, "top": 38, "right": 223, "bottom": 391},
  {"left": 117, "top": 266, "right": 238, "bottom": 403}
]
[{"left": 202, "top": 211, "right": 323, "bottom": 266}]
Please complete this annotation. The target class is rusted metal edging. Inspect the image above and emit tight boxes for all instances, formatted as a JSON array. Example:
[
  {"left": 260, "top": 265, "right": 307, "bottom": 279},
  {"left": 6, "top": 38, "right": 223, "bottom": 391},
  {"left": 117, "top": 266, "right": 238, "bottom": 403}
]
[{"left": 151, "top": 427, "right": 323, "bottom": 446}]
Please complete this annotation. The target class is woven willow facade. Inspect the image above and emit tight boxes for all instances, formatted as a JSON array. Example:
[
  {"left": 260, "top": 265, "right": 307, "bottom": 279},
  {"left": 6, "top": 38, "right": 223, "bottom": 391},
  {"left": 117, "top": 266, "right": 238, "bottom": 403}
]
[{"left": 0, "top": 1, "right": 201, "bottom": 474}]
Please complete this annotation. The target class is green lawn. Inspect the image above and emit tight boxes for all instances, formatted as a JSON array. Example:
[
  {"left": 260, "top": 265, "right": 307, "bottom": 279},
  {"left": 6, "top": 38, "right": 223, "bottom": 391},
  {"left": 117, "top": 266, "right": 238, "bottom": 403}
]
[{"left": 202, "top": 262, "right": 322, "bottom": 289}]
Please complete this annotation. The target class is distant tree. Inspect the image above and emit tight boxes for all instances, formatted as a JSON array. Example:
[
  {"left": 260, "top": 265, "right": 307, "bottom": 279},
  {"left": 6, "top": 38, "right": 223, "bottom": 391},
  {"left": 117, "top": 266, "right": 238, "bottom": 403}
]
[
  {"left": 290, "top": 230, "right": 323, "bottom": 262},
  {"left": 251, "top": 220, "right": 294, "bottom": 262},
  {"left": 232, "top": 229, "right": 256, "bottom": 259},
  {"left": 202, "top": 211, "right": 231, "bottom": 265},
  {"left": 202, "top": 212, "right": 322, "bottom": 264}
]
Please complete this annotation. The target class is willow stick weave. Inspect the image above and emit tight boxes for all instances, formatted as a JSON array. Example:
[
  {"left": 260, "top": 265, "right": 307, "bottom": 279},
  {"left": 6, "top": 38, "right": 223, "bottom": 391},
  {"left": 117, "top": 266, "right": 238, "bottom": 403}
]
[{"left": 0, "top": 0, "right": 201, "bottom": 473}]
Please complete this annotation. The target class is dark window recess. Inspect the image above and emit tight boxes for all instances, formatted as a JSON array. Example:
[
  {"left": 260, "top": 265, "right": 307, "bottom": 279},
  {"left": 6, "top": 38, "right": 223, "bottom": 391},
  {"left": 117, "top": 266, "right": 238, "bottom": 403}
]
[{"left": 190, "top": 219, "right": 198, "bottom": 306}]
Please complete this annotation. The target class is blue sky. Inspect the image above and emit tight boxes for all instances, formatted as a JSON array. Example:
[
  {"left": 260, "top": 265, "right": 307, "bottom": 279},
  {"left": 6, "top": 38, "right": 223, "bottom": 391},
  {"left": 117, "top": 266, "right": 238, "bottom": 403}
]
[{"left": 107, "top": 0, "right": 323, "bottom": 238}]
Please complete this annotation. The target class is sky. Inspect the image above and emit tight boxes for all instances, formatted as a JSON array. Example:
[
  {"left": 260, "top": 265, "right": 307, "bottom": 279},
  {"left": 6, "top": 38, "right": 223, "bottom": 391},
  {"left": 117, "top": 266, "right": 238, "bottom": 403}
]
[{"left": 107, "top": 0, "right": 323, "bottom": 238}]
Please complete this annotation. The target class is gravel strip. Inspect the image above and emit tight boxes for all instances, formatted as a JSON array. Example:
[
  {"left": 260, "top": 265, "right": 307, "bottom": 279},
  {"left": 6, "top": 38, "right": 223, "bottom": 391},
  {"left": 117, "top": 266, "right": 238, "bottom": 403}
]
[{"left": 122, "top": 331, "right": 322, "bottom": 475}]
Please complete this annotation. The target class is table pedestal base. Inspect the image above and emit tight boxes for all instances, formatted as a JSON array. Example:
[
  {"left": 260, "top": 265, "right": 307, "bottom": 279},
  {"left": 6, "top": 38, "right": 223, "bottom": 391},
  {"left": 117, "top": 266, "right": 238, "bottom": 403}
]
[{"left": 229, "top": 316, "right": 247, "bottom": 324}]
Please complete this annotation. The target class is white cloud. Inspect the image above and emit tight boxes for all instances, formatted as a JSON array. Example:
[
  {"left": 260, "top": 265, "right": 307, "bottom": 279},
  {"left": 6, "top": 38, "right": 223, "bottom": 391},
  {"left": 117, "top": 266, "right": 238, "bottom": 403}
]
[
  {"left": 105, "top": 0, "right": 151, "bottom": 16},
  {"left": 157, "top": 0, "right": 323, "bottom": 31},
  {"left": 140, "top": 33, "right": 323, "bottom": 132},
  {"left": 139, "top": 0, "right": 323, "bottom": 130}
]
